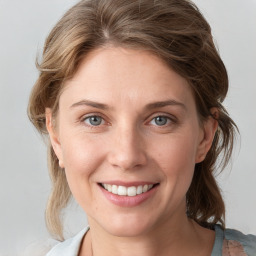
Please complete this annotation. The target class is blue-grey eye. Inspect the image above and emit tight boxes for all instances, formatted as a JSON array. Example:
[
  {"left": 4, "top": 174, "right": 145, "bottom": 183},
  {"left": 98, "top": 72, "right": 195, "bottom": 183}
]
[
  {"left": 153, "top": 116, "right": 168, "bottom": 126},
  {"left": 85, "top": 116, "right": 103, "bottom": 126}
]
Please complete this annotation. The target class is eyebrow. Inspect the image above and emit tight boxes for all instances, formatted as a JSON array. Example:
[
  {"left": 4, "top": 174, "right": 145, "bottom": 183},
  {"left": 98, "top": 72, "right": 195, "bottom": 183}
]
[
  {"left": 145, "top": 99, "right": 186, "bottom": 111},
  {"left": 70, "top": 99, "right": 109, "bottom": 110},
  {"left": 70, "top": 99, "right": 186, "bottom": 111}
]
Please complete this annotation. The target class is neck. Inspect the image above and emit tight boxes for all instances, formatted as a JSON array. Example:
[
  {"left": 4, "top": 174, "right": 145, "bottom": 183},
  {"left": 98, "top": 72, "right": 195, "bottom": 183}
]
[{"left": 79, "top": 214, "right": 215, "bottom": 256}]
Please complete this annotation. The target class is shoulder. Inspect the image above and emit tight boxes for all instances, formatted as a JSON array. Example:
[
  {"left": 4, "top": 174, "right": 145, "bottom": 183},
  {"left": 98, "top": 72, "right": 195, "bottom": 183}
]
[
  {"left": 213, "top": 225, "right": 256, "bottom": 256},
  {"left": 223, "top": 227, "right": 256, "bottom": 256},
  {"left": 46, "top": 227, "right": 89, "bottom": 256}
]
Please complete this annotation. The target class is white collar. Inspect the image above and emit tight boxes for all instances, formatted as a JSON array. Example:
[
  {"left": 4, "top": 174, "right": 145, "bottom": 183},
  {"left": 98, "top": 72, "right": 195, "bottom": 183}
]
[{"left": 46, "top": 227, "right": 89, "bottom": 256}]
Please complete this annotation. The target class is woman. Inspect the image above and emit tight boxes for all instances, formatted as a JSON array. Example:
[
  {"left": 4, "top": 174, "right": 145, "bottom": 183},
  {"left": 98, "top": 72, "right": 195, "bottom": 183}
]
[{"left": 28, "top": 0, "right": 256, "bottom": 255}]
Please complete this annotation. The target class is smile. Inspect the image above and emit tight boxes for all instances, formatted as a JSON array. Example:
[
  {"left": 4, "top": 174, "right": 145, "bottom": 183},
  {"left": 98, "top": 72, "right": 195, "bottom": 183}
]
[{"left": 100, "top": 183, "right": 156, "bottom": 196}]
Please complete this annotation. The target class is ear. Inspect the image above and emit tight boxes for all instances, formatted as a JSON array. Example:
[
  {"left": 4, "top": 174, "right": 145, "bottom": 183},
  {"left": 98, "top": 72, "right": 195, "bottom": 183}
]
[
  {"left": 45, "top": 108, "right": 64, "bottom": 168},
  {"left": 195, "top": 108, "right": 218, "bottom": 163}
]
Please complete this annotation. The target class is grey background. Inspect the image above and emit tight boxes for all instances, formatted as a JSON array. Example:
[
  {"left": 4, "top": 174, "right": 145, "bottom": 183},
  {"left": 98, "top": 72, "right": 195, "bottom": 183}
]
[{"left": 0, "top": 0, "right": 255, "bottom": 255}]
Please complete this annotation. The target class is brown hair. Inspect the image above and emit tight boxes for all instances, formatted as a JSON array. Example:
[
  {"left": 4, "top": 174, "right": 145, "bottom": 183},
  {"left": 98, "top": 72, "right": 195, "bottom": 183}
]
[{"left": 28, "top": 0, "right": 237, "bottom": 240}]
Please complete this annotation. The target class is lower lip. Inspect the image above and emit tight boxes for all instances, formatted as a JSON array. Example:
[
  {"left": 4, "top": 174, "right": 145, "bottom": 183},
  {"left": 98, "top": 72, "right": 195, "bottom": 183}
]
[{"left": 99, "top": 184, "right": 158, "bottom": 207}]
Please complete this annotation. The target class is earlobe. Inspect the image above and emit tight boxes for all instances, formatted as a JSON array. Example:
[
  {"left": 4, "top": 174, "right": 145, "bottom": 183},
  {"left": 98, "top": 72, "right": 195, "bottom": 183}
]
[
  {"left": 195, "top": 108, "right": 218, "bottom": 163},
  {"left": 45, "top": 108, "right": 64, "bottom": 168}
]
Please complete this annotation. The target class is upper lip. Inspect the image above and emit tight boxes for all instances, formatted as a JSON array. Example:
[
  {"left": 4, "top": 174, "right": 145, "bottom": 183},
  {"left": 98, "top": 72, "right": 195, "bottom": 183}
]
[{"left": 98, "top": 181, "right": 159, "bottom": 187}]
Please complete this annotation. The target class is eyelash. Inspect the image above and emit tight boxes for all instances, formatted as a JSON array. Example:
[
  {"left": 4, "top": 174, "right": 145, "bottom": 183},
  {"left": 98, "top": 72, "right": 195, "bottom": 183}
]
[
  {"left": 81, "top": 114, "right": 107, "bottom": 128},
  {"left": 80, "top": 113, "right": 177, "bottom": 128},
  {"left": 148, "top": 115, "right": 174, "bottom": 127}
]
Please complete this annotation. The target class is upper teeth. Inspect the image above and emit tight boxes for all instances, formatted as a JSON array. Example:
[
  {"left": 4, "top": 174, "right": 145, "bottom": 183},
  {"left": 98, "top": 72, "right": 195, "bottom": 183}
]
[{"left": 102, "top": 184, "right": 154, "bottom": 196}]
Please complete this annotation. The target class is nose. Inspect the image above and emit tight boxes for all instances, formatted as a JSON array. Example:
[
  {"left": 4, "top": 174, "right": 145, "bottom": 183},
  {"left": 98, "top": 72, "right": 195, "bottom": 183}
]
[{"left": 107, "top": 126, "right": 147, "bottom": 171}]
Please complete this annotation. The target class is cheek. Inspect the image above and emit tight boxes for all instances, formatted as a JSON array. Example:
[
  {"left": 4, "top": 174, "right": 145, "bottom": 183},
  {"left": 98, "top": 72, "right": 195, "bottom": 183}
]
[
  {"left": 61, "top": 132, "right": 104, "bottom": 172},
  {"left": 154, "top": 137, "right": 197, "bottom": 213},
  {"left": 60, "top": 134, "right": 105, "bottom": 198},
  {"left": 155, "top": 131, "right": 198, "bottom": 167},
  {"left": 154, "top": 132, "right": 198, "bottom": 187}
]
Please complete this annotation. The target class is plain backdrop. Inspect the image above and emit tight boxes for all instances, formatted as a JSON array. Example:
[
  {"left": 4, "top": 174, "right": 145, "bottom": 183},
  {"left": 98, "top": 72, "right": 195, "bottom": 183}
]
[{"left": 0, "top": 0, "right": 255, "bottom": 255}]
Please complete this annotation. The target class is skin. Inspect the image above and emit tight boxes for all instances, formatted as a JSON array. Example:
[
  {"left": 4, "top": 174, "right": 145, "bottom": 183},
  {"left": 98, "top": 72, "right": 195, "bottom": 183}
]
[{"left": 46, "top": 47, "right": 218, "bottom": 256}]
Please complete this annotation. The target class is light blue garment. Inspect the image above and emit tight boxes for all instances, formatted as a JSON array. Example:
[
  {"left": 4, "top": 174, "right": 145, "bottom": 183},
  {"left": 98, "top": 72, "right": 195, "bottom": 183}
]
[
  {"left": 211, "top": 225, "right": 256, "bottom": 256},
  {"left": 46, "top": 225, "right": 256, "bottom": 256}
]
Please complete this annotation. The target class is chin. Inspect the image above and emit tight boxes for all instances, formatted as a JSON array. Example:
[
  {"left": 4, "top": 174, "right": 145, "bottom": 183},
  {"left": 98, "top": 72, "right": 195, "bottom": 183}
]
[{"left": 101, "top": 213, "right": 156, "bottom": 238}]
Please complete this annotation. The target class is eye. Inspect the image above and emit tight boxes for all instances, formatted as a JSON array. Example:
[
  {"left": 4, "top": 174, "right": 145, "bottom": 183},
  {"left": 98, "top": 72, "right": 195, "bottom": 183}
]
[
  {"left": 84, "top": 115, "right": 104, "bottom": 126},
  {"left": 150, "top": 116, "right": 171, "bottom": 126}
]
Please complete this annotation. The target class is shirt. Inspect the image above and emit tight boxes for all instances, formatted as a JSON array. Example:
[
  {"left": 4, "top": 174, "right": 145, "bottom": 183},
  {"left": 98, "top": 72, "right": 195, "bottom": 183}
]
[{"left": 46, "top": 225, "right": 256, "bottom": 256}]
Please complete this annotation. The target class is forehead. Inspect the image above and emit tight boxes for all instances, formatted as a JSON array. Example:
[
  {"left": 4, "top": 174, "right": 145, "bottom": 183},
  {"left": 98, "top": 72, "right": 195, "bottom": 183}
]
[{"left": 60, "top": 47, "right": 195, "bottom": 110}]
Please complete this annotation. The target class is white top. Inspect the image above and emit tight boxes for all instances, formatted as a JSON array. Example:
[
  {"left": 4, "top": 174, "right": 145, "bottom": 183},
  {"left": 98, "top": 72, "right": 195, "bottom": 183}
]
[{"left": 46, "top": 225, "right": 256, "bottom": 256}]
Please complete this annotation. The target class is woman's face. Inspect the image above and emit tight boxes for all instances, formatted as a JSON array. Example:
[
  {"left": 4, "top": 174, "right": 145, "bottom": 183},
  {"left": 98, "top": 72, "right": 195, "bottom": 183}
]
[{"left": 47, "top": 47, "right": 216, "bottom": 237}]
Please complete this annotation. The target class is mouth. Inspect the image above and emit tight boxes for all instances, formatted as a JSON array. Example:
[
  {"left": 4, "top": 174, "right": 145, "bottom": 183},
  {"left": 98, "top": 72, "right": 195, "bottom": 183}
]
[
  {"left": 99, "top": 183, "right": 159, "bottom": 197},
  {"left": 98, "top": 181, "right": 160, "bottom": 207}
]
